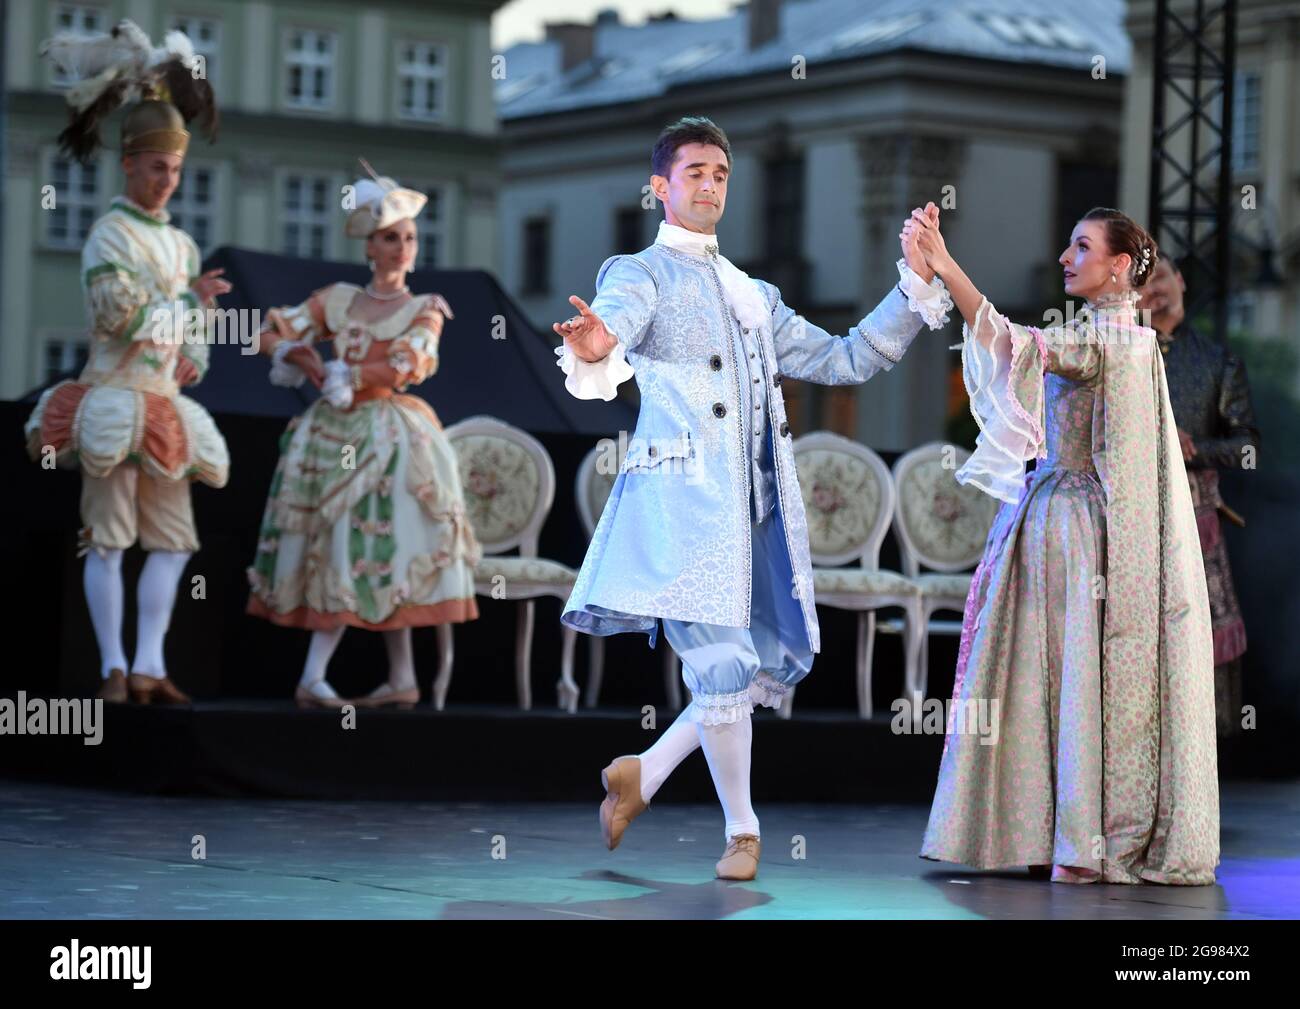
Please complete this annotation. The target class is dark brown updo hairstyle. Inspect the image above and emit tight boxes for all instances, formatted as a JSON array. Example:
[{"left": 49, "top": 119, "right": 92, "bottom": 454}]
[{"left": 1080, "top": 207, "right": 1160, "bottom": 288}]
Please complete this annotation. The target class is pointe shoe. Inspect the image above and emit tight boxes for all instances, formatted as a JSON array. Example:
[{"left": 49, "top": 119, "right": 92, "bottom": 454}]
[
  {"left": 128, "top": 673, "right": 191, "bottom": 705},
  {"left": 599, "top": 755, "right": 647, "bottom": 850},
  {"left": 716, "top": 834, "right": 761, "bottom": 881},
  {"left": 356, "top": 683, "right": 420, "bottom": 709},
  {"left": 97, "top": 668, "right": 129, "bottom": 704},
  {"left": 294, "top": 681, "right": 348, "bottom": 709}
]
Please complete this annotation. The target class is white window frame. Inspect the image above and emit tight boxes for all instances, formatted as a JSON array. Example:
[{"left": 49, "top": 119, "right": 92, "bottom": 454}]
[
  {"left": 48, "top": 4, "right": 108, "bottom": 88},
  {"left": 395, "top": 40, "right": 449, "bottom": 123},
  {"left": 1231, "top": 70, "right": 1262, "bottom": 174},
  {"left": 43, "top": 150, "right": 101, "bottom": 250},
  {"left": 169, "top": 160, "right": 220, "bottom": 255},
  {"left": 279, "top": 170, "right": 336, "bottom": 260},
  {"left": 41, "top": 329, "right": 90, "bottom": 383},
  {"left": 404, "top": 181, "right": 449, "bottom": 269},
  {"left": 169, "top": 14, "right": 223, "bottom": 93},
  {"left": 283, "top": 27, "right": 338, "bottom": 112}
]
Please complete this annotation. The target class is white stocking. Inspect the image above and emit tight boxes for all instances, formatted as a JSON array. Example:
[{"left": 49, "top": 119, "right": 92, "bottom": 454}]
[
  {"left": 636, "top": 702, "right": 702, "bottom": 804},
  {"left": 131, "top": 550, "right": 191, "bottom": 678},
  {"left": 697, "top": 714, "right": 760, "bottom": 841},
  {"left": 300, "top": 626, "right": 346, "bottom": 689},
  {"left": 83, "top": 549, "right": 127, "bottom": 678},
  {"left": 382, "top": 628, "right": 416, "bottom": 690}
]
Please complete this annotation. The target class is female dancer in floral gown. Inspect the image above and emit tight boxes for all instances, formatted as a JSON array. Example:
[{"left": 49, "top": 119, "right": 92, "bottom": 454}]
[
  {"left": 248, "top": 167, "right": 480, "bottom": 708},
  {"left": 907, "top": 205, "right": 1219, "bottom": 884}
]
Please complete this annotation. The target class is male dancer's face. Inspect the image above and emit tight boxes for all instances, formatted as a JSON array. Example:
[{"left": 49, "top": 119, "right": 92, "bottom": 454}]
[
  {"left": 121, "top": 151, "right": 183, "bottom": 214},
  {"left": 651, "top": 142, "right": 728, "bottom": 235}
]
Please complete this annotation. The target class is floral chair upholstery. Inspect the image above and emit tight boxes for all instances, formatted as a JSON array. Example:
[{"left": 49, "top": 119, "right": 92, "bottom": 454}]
[
  {"left": 794, "top": 431, "right": 923, "bottom": 718},
  {"left": 891, "top": 441, "right": 1000, "bottom": 701},
  {"left": 574, "top": 439, "right": 684, "bottom": 712},
  {"left": 446, "top": 416, "right": 579, "bottom": 712}
]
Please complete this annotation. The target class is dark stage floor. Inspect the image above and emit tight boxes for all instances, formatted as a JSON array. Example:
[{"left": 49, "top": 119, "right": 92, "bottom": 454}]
[{"left": 1, "top": 779, "right": 1296, "bottom": 919}]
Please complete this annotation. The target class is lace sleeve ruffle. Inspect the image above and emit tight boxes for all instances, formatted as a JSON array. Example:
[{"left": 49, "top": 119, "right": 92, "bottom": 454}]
[
  {"left": 954, "top": 297, "right": 1047, "bottom": 505},
  {"left": 896, "top": 258, "right": 954, "bottom": 331},
  {"left": 553, "top": 341, "right": 635, "bottom": 402}
]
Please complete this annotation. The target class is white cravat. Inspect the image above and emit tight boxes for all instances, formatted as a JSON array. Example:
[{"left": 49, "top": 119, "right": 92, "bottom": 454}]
[{"left": 652, "top": 221, "right": 772, "bottom": 332}]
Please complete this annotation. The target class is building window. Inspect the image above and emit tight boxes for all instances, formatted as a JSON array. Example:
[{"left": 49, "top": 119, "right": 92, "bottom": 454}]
[
  {"left": 1232, "top": 71, "right": 1261, "bottom": 173},
  {"left": 170, "top": 164, "right": 217, "bottom": 254},
  {"left": 763, "top": 146, "right": 804, "bottom": 259},
  {"left": 46, "top": 155, "right": 99, "bottom": 249},
  {"left": 282, "top": 174, "right": 331, "bottom": 258},
  {"left": 396, "top": 41, "right": 448, "bottom": 122},
  {"left": 407, "top": 184, "right": 446, "bottom": 269},
  {"left": 169, "top": 15, "right": 221, "bottom": 90},
  {"left": 44, "top": 337, "right": 89, "bottom": 382},
  {"left": 522, "top": 217, "right": 550, "bottom": 295},
  {"left": 284, "top": 28, "right": 336, "bottom": 110},
  {"left": 615, "top": 207, "right": 644, "bottom": 254},
  {"left": 49, "top": 5, "right": 106, "bottom": 86}
]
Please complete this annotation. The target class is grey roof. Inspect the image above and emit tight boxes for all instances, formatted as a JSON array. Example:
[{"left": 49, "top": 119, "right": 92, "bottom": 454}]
[{"left": 497, "top": 0, "right": 1130, "bottom": 119}]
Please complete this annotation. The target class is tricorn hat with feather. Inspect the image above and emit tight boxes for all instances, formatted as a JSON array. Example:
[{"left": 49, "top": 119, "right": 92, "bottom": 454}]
[{"left": 41, "top": 18, "right": 219, "bottom": 165}]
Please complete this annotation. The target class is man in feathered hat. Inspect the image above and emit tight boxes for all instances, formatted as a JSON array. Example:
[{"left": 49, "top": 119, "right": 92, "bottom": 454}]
[{"left": 25, "top": 20, "right": 231, "bottom": 704}]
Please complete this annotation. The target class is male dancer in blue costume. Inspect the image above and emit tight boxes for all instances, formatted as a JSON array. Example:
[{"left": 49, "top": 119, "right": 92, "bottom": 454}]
[{"left": 554, "top": 117, "right": 951, "bottom": 879}]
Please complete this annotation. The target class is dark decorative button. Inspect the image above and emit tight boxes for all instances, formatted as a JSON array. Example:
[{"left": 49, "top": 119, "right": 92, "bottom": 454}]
[
  {"left": 712, "top": 402, "right": 727, "bottom": 419},
  {"left": 709, "top": 354, "right": 722, "bottom": 371},
  {"left": 773, "top": 372, "right": 783, "bottom": 386},
  {"left": 780, "top": 421, "right": 791, "bottom": 437}
]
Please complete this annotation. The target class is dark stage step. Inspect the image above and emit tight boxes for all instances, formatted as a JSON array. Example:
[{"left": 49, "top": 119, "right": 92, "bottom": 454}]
[{"left": 1, "top": 700, "right": 951, "bottom": 803}]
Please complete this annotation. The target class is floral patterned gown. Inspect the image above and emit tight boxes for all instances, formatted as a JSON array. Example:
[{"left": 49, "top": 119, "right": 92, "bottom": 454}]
[
  {"left": 247, "top": 282, "right": 480, "bottom": 630},
  {"left": 920, "top": 291, "right": 1219, "bottom": 885}
]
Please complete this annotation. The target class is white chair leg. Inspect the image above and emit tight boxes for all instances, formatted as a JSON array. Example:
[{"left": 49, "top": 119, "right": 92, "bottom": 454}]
[
  {"left": 584, "top": 636, "right": 605, "bottom": 708},
  {"left": 663, "top": 648, "right": 682, "bottom": 710},
  {"left": 432, "top": 623, "right": 454, "bottom": 710},
  {"left": 856, "top": 611, "right": 877, "bottom": 719},
  {"left": 516, "top": 601, "right": 535, "bottom": 710},
  {"left": 918, "top": 601, "right": 932, "bottom": 701},
  {"left": 557, "top": 625, "right": 579, "bottom": 713},
  {"left": 902, "top": 599, "right": 924, "bottom": 716}
]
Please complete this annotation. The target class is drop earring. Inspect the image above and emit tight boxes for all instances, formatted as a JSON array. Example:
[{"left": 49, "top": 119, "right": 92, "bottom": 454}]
[{"left": 1111, "top": 272, "right": 1117, "bottom": 284}]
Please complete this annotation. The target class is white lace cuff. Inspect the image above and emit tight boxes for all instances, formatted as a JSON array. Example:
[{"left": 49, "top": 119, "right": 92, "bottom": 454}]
[
  {"left": 269, "top": 338, "right": 306, "bottom": 388},
  {"left": 321, "top": 359, "right": 353, "bottom": 410},
  {"left": 553, "top": 341, "right": 635, "bottom": 401},
  {"left": 896, "top": 258, "right": 953, "bottom": 331}
]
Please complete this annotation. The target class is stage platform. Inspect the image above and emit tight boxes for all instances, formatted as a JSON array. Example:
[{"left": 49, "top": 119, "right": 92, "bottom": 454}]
[{"left": 0, "top": 779, "right": 1294, "bottom": 919}]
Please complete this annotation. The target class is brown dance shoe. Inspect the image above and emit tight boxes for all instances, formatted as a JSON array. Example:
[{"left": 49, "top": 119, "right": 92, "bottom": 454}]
[
  {"left": 96, "top": 668, "right": 129, "bottom": 704},
  {"left": 128, "top": 673, "right": 192, "bottom": 705},
  {"left": 716, "top": 834, "right": 761, "bottom": 881},
  {"left": 355, "top": 683, "right": 420, "bottom": 709},
  {"left": 599, "top": 755, "right": 648, "bottom": 850},
  {"left": 294, "top": 682, "right": 348, "bottom": 710}
]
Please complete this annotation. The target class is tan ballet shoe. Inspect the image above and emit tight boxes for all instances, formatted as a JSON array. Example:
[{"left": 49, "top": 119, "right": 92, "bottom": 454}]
[
  {"left": 356, "top": 683, "right": 420, "bottom": 709},
  {"left": 716, "top": 834, "right": 761, "bottom": 881},
  {"left": 599, "top": 755, "right": 647, "bottom": 850},
  {"left": 128, "top": 673, "right": 191, "bottom": 705},
  {"left": 97, "top": 669, "right": 128, "bottom": 704},
  {"left": 294, "top": 682, "right": 348, "bottom": 709}
]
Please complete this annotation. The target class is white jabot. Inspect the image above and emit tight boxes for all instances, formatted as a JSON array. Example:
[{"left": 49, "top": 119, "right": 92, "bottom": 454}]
[{"left": 653, "top": 221, "right": 772, "bottom": 332}]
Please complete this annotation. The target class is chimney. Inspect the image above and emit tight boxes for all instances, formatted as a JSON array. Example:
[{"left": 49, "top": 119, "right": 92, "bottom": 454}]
[
  {"left": 546, "top": 22, "right": 595, "bottom": 71},
  {"left": 748, "top": 0, "right": 783, "bottom": 51},
  {"left": 595, "top": 9, "right": 620, "bottom": 28}
]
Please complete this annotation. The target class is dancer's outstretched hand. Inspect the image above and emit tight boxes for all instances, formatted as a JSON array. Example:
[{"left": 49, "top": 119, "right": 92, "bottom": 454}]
[{"left": 553, "top": 295, "right": 617, "bottom": 363}]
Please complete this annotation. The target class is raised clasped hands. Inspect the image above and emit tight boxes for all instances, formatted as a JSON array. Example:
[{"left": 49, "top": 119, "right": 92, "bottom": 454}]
[{"left": 901, "top": 202, "right": 950, "bottom": 278}]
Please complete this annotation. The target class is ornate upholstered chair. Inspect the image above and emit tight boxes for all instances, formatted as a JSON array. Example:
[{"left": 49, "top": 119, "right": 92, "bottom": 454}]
[
  {"left": 793, "top": 431, "right": 923, "bottom": 717},
  {"left": 445, "top": 416, "right": 580, "bottom": 712},
  {"left": 890, "top": 441, "right": 1000, "bottom": 700}
]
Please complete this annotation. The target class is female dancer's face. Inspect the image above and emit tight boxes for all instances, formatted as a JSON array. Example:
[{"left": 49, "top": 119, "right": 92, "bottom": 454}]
[
  {"left": 1059, "top": 220, "right": 1130, "bottom": 302},
  {"left": 367, "top": 218, "right": 418, "bottom": 276}
]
